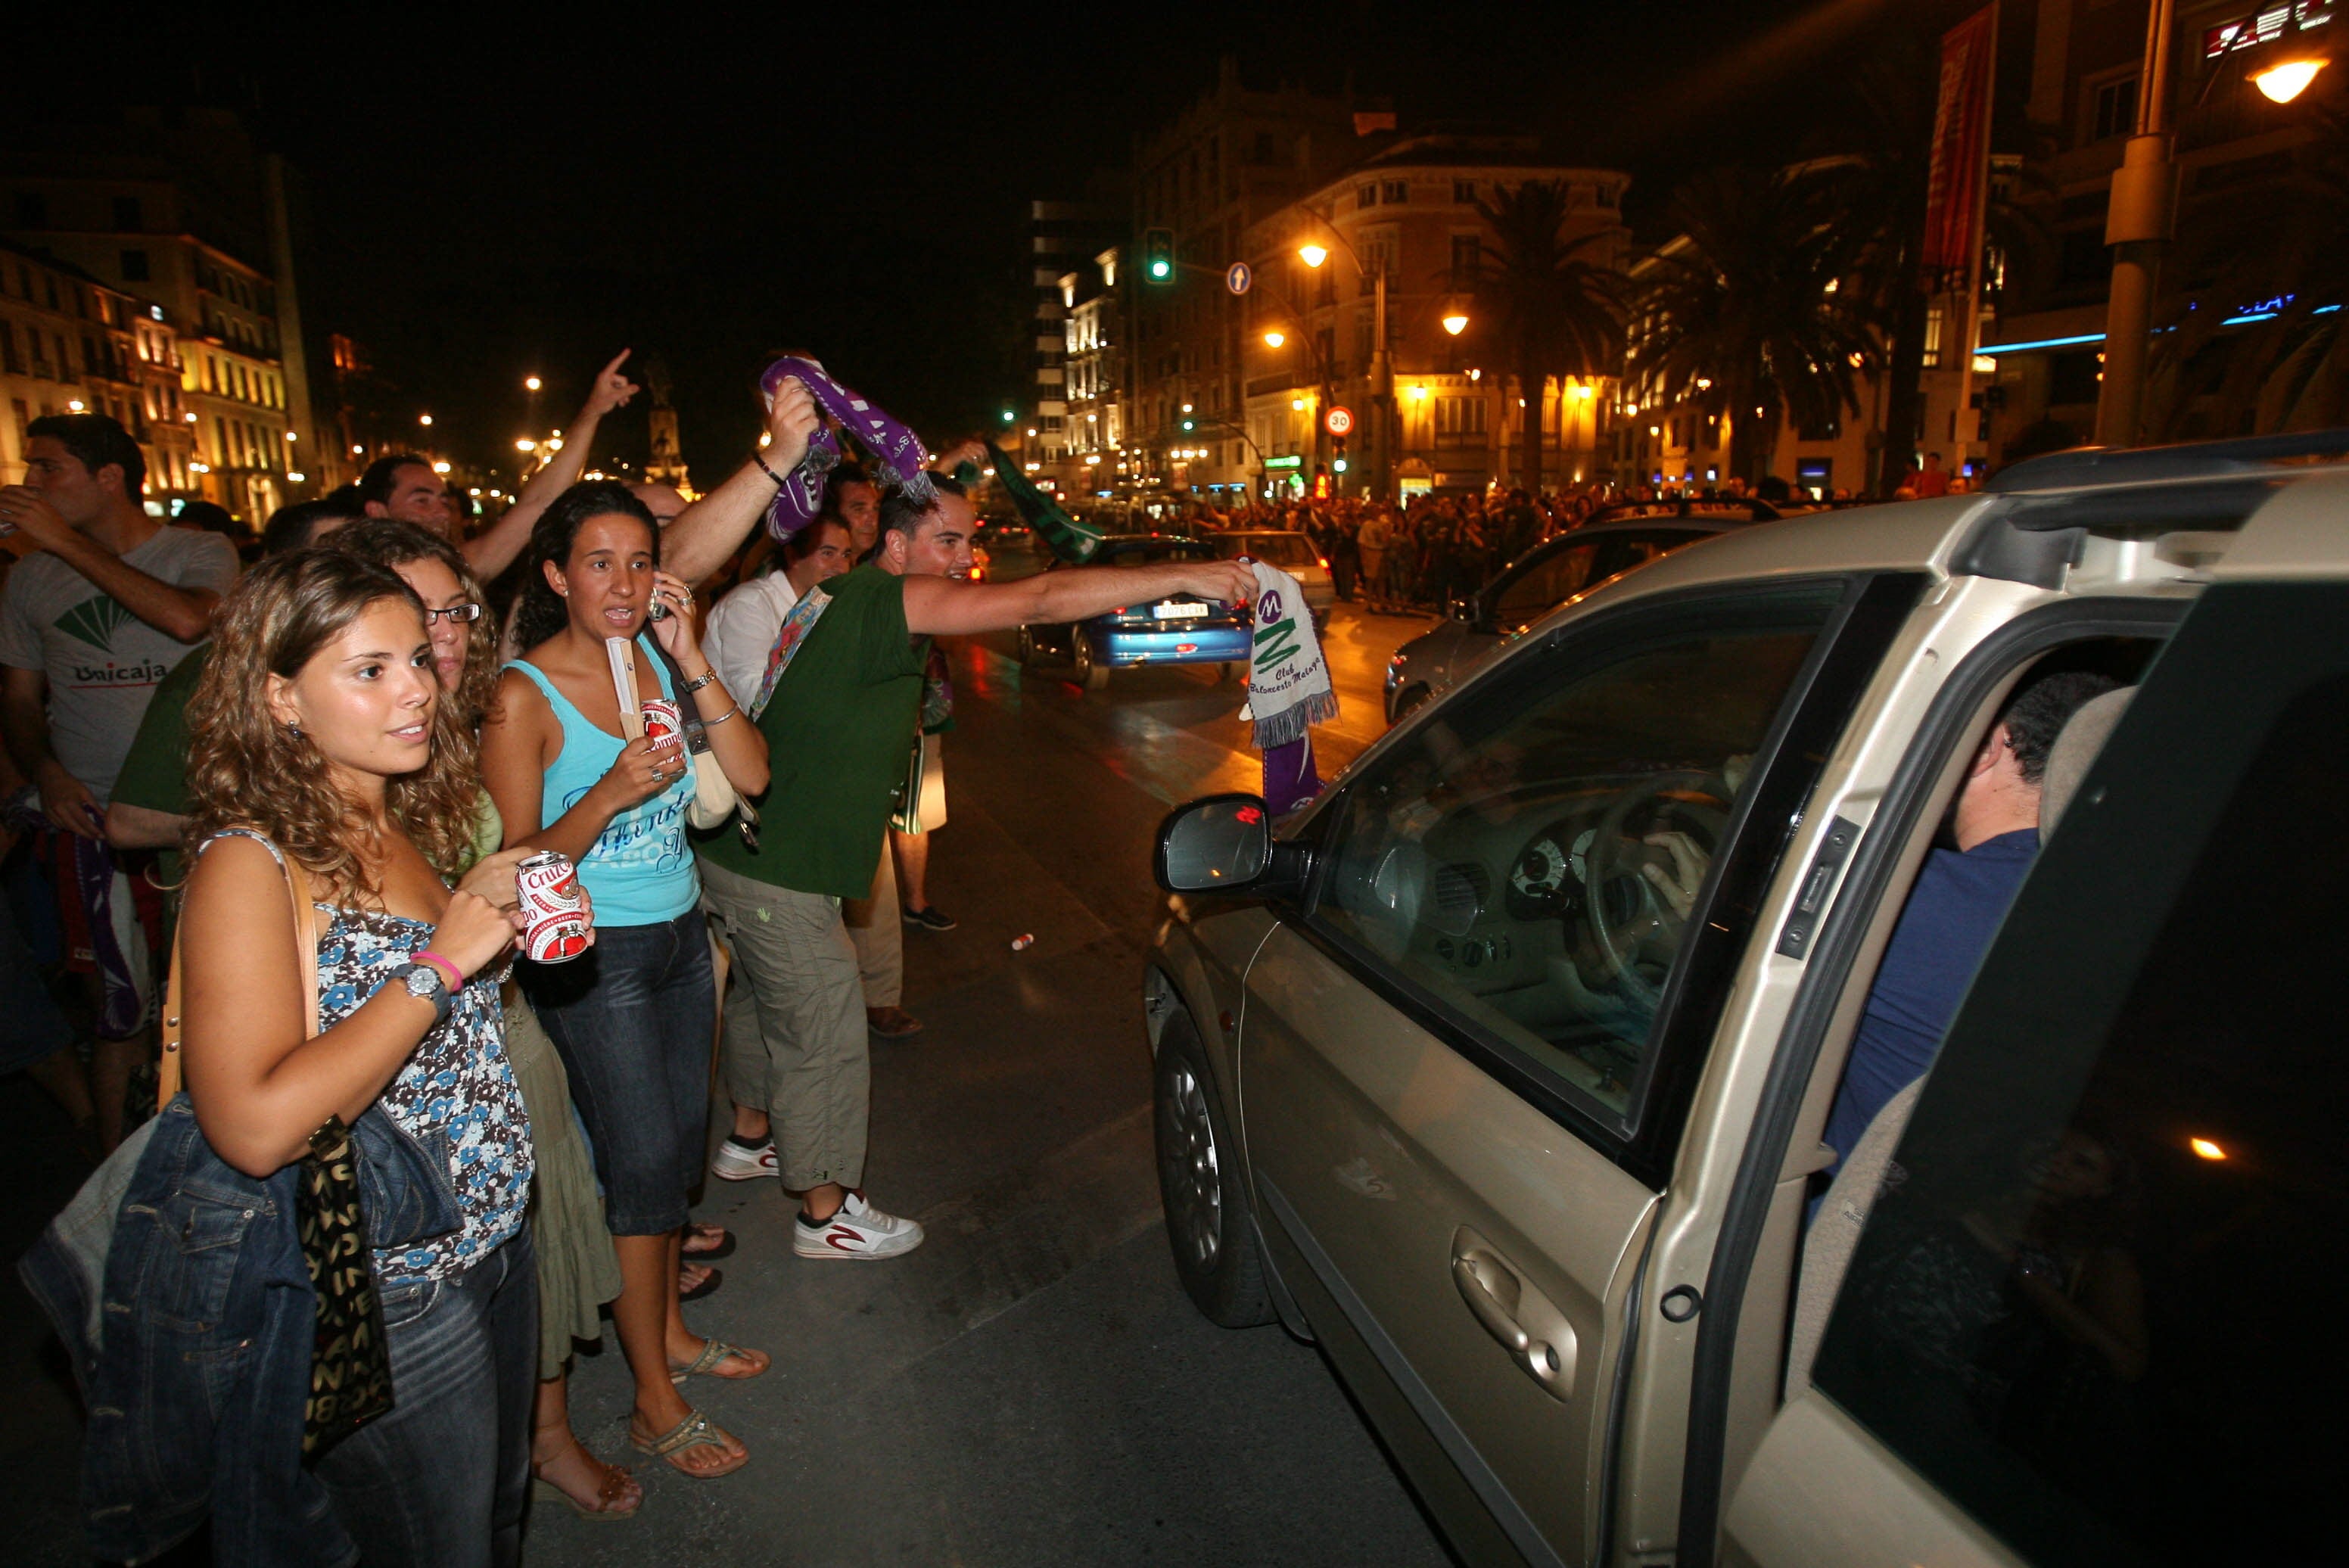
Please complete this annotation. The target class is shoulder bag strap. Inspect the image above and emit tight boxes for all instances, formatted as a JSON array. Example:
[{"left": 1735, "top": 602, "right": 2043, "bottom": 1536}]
[{"left": 157, "top": 844, "right": 323, "bottom": 1109}]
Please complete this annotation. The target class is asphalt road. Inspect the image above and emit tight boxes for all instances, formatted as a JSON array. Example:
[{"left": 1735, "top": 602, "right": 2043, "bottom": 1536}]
[{"left": 0, "top": 562, "right": 1454, "bottom": 1567}]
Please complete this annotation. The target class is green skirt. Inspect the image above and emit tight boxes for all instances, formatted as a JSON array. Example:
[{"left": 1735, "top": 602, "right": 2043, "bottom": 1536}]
[{"left": 504, "top": 986, "right": 624, "bottom": 1379}]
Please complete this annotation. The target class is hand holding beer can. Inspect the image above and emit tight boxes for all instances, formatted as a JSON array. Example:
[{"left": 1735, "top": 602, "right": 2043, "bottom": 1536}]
[
  {"left": 517, "top": 851, "right": 593, "bottom": 963},
  {"left": 641, "top": 697, "right": 687, "bottom": 758}
]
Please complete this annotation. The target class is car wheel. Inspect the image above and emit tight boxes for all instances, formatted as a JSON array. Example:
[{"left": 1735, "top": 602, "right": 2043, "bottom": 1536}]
[
  {"left": 1073, "top": 632, "right": 1110, "bottom": 691},
  {"left": 1217, "top": 661, "right": 1237, "bottom": 684},
  {"left": 1153, "top": 1011, "right": 1274, "bottom": 1327},
  {"left": 1390, "top": 683, "right": 1433, "bottom": 723},
  {"left": 1016, "top": 624, "right": 1041, "bottom": 668}
]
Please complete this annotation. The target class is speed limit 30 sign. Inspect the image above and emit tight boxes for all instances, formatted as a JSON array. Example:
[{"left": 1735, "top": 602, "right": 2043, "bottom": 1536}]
[{"left": 1324, "top": 406, "right": 1355, "bottom": 437}]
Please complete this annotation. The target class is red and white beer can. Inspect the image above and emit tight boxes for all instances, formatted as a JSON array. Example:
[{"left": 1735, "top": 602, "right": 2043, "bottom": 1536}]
[
  {"left": 517, "top": 851, "right": 591, "bottom": 963},
  {"left": 641, "top": 698, "right": 686, "bottom": 757}
]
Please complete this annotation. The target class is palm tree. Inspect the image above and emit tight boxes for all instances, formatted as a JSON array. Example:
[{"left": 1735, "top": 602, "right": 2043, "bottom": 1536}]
[
  {"left": 1468, "top": 180, "right": 1625, "bottom": 490},
  {"left": 1629, "top": 166, "right": 1880, "bottom": 487}
]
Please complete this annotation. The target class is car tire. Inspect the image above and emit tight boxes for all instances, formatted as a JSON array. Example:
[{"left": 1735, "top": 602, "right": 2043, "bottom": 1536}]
[
  {"left": 1073, "top": 633, "right": 1110, "bottom": 691},
  {"left": 1016, "top": 624, "right": 1041, "bottom": 668},
  {"left": 1153, "top": 1011, "right": 1276, "bottom": 1328}
]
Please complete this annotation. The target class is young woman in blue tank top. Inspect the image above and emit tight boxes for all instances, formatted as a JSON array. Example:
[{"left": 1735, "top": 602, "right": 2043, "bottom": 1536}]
[{"left": 481, "top": 482, "right": 770, "bottom": 1479}]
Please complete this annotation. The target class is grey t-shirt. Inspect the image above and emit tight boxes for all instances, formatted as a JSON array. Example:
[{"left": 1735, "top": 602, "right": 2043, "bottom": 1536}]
[{"left": 0, "top": 524, "right": 239, "bottom": 804}]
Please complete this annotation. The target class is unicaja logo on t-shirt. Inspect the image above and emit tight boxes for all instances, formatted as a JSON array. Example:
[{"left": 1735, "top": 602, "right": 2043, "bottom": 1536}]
[
  {"left": 55, "top": 594, "right": 135, "bottom": 653},
  {"left": 53, "top": 594, "right": 168, "bottom": 687}
]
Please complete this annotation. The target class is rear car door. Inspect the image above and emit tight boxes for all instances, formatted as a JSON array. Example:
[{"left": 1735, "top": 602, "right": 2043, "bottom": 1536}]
[
  {"left": 1239, "top": 577, "right": 1904, "bottom": 1565},
  {"left": 1724, "top": 567, "right": 2349, "bottom": 1566}
]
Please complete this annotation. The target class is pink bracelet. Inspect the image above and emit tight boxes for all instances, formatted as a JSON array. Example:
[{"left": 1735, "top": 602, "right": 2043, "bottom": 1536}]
[{"left": 412, "top": 950, "right": 464, "bottom": 991}]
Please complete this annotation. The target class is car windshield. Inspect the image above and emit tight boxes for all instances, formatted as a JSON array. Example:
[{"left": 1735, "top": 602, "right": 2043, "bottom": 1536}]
[{"left": 1218, "top": 534, "right": 1316, "bottom": 568}]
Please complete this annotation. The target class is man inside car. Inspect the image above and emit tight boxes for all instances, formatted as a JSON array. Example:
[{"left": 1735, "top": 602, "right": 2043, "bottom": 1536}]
[{"left": 1644, "top": 670, "right": 2117, "bottom": 1178}]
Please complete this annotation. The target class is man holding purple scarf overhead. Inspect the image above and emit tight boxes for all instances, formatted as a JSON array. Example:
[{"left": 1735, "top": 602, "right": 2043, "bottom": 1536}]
[{"left": 692, "top": 363, "right": 1254, "bottom": 1255}]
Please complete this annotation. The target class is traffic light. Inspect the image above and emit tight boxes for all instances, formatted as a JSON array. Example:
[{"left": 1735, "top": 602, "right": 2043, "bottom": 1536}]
[
  {"left": 1180, "top": 416, "right": 1196, "bottom": 431},
  {"left": 1333, "top": 438, "right": 1349, "bottom": 474},
  {"left": 1143, "top": 228, "right": 1176, "bottom": 285}
]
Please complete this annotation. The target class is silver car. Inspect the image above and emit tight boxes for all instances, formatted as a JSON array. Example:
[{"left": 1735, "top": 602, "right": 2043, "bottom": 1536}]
[
  {"left": 1145, "top": 434, "right": 2349, "bottom": 1568},
  {"left": 1383, "top": 505, "right": 1775, "bottom": 724}
]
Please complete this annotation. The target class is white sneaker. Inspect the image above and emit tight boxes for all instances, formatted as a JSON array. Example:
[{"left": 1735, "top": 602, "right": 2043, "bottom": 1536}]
[
  {"left": 794, "top": 1191, "right": 926, "bottom": 1259},
  {"left": 710, "top": 1137, "right": 777, "bottom": 1183}
]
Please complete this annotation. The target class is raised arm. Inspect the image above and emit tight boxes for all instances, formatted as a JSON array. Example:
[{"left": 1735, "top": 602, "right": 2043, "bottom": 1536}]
[
  {"left": 462, "top": 350, "right": 640, "bottom": 580},
  {"left": 649, "top": 573, "right": 768, "bottom": 795},
  {"left": 899, "top": 557, "right": 1257, "bottom": 639},
  {"left": 660, "top": 376, "right": 820, "bottom": 586}
]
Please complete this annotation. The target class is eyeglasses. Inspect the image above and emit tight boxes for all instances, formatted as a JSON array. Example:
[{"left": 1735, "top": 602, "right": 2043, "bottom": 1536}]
[{"left": 423, "top": 603, "right": 484, "bottom": 626}]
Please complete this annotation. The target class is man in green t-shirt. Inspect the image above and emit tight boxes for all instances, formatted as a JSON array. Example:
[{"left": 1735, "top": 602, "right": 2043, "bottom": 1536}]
[
  {"left": 105, "top": 496, "right": 365, "bottom": 868},
  {"left": 699, "top": 474, "right": 1254, "bottom": 1258}
]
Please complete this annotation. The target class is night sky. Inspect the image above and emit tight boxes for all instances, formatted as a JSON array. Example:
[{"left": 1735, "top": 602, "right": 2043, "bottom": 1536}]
[{"left": 23, "top": 0, "right": 1983, "bottom": 484}]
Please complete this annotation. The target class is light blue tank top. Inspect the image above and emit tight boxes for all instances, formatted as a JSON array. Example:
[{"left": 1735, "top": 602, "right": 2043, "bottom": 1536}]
[{"left": 507, "top": 635, "right": 698, "bottom": 927}]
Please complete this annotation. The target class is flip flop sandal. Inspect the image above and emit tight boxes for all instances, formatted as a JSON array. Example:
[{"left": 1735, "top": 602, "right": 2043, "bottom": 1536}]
[
  {"left": 682, "top": 1224, "right": 736, "bottom": 1260},
  {"left": 668, "top": 1336, "right": 768, "bottom": 1385},
  {"left": 530, "top": 1458, "right": 642, "bottom": 1520},
  {"left": 630, "top": 1408, "right": 748, "bottom": 1479},
  {"left": 680, "top": 1265, "right": 723, "bottom": 1303}
]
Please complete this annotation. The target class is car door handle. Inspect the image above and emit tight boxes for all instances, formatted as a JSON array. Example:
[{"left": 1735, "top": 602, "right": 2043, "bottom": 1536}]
[{"left": 1451, "top": 1233, "right": 1576, "bottom": 1402}]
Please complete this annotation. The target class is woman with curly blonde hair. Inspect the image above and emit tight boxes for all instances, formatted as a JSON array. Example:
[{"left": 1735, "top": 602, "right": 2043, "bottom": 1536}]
[
  {"left": 332, "top": 517, "right": 645, "bottom": 1520},
  {"left": 178, "top": 549, "right": 540, "bottom": 1563}
]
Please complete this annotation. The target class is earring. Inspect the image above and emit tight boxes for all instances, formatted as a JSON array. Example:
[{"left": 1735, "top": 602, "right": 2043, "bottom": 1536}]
[{"left": 287, "top": 721, "right": 303, "bottom": 739}]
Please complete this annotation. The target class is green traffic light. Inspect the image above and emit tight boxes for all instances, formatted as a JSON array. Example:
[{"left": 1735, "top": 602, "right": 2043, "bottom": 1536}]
[
  {"left": 1150, "top": 260, "right": 1170, "bottom": 278},
  {"left": 1181, "top": 418, "right": 1195, "bottom": 431},
  {"left": 1001, "top": 410, "right": 1015, "bottom": 423},
  {"left": 1333, "top": 458, "right": 1349, "bottom": 472}
]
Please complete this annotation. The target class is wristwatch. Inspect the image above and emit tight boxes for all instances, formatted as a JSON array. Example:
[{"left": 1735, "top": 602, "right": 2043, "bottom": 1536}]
[{"left": 397, "top": 961, "right": 454, "bottom": 1028}]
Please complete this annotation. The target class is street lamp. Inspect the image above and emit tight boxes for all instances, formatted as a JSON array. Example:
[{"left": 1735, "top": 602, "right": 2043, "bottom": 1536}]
[
  {"left": 524, "top": 375, "right": 542, "bottom": 392},
  {"left": 1442, "top": 312, "right": 1470, "bottom": 337},
  {"left": 1297, "top": 244, "right": 1330, "bottom": 270},
  {"left": 418, "top": 413, "right": 433, "bottom": 427},
  {"left": 1262, "top": 329, "right": 1287, "bottom": 349},
  {"left": 2254, "top": 57, "right": 2326, "bottom": 101},
  {"left": 1293, "top": 224, "right": 1392, "bottom": 499}
]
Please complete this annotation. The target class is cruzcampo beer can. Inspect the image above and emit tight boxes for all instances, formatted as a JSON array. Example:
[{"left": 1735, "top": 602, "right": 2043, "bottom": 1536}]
[
  {"left": 641, "top": 698, "right": 686, "bottom": 757},
  {"left": 517, "top": 851, "right": 591, "bottom": 962}
]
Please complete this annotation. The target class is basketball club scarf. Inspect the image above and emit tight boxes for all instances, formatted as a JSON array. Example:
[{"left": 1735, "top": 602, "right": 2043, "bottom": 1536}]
[{"left": 758, "top": 356, "right": 935, "bottom": 541}]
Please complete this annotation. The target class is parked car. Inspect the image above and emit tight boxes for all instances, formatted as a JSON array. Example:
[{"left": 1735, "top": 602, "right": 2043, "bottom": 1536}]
[
  {"left": 974, "top": 520, "right": 1033, "bottom": 552},
  {"left": 1209, "top": 530, "right": 1335, "bottom": 630},
  {"left": 1144, "top": 433, "right": 2349, "bottom": 1568},
  {"left": 1017, "top": 534, "right": 1249, "bottom": 690},
  {"left": 1383, "top": 502, "right": 1779, "bottom": 723}
]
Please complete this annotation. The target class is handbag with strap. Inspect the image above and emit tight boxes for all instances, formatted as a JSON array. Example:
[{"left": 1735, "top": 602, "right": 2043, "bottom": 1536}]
[{"left": 159, "top": 845, "right": 397, "bottom": 1458}]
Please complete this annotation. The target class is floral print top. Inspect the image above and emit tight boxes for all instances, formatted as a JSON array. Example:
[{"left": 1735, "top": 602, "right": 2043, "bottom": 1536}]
[{"left": 203, "top": 831, "right": 534, "bottom": 1283}]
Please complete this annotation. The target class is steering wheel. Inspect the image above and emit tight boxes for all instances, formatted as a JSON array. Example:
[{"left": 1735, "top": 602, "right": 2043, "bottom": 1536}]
[{"left": 1580, "top": 770, "right": 1733, "bottom": 1016}]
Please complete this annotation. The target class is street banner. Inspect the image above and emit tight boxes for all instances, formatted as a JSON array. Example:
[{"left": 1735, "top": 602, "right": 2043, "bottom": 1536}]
[{"left": 1921, "top": 6, "right": 1998, "bottom": 279}]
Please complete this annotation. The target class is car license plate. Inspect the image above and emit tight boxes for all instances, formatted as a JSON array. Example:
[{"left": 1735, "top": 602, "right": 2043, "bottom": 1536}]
[{"left": 1153, "top": 602, "right": 1209, "bottom": 620}]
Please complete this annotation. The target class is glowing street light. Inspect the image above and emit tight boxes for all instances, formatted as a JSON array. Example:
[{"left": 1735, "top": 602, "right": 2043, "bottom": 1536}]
[
  {"left": 1262, "top": 329, "right": 1287, "bottom": 348},
  {"left": 1441, "top": 312, "right": 1470, "bottom": 336},
  {"left": 1297, "top": 244, "right": 1330, "bottom": 269},
  {"left": 524, "top": 375, "right": 543, "bottom": 392},
  {"left": 418, "top": 413, "right": 433, "bottom": 427},
  {"left": 515, "top": 438, "right": 537, "bottom": 452},
  {"left": 2254, "top": 58, "right": 2326, "bottom": 101},
  {"left": 431, "top": 461, "right": 451, "bottom": 474}
]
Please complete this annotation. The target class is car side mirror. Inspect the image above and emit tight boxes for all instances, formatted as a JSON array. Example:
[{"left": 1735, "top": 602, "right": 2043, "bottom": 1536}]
[{"left": 1153, "top": 793, "right": 1308, "bottom": 897}]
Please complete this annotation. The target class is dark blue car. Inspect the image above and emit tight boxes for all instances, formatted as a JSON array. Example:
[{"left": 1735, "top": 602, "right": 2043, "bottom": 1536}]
[{"left": 1016, "top": 534, "right": 1252, "bottom": 690}]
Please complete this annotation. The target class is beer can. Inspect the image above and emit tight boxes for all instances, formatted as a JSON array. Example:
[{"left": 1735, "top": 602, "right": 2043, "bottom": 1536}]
[
  {"left": 641, "top": 698, "right": 686, "bottom": 757},
  {"left": 517, "top": 851, "right": 591, "bottom": 963}
]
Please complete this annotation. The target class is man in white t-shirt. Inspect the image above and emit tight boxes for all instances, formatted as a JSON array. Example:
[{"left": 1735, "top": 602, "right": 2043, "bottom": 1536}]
[
  {"left": 0, "top": 414, "right": 239, "bottom": 1149},
  {"left": 704, "top": 518, "right": 855, "bottom": 698}
]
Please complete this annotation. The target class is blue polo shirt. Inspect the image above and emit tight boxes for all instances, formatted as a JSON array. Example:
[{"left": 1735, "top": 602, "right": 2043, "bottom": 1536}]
[{"left": 1820, "top": 828, "right": 2039, "bottom": 1172}]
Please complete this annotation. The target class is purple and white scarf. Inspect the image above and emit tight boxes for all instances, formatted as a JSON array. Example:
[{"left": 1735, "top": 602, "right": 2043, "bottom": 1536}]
[{"left": 758, "top": 356, "right": 935, "bottom": 541}]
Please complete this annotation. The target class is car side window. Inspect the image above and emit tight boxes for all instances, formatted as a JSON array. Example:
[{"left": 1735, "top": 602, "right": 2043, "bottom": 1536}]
[
  {"left": 1312, "top": 583, "right": 1843, "bottom": 1133},
  {"left": 1812, "top": 582, "right": 2349, "bottom": 1566},
  {"left": 1490, "top": 542, "right": 1601, "bottom": 627}
]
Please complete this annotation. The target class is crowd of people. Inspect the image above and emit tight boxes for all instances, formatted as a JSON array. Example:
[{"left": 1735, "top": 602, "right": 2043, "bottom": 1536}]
[{"left": 2, "top": 359, "right": 1252, "bottom": 1563}]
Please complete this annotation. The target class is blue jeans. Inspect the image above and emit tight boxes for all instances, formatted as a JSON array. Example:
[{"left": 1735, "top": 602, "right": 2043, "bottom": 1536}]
[
  {"left": 526, "top": 910, "right": 715, "bottom": 1234},
  {"left": 315, "top": 1227, "right": 537, "bottom": 1568}
]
